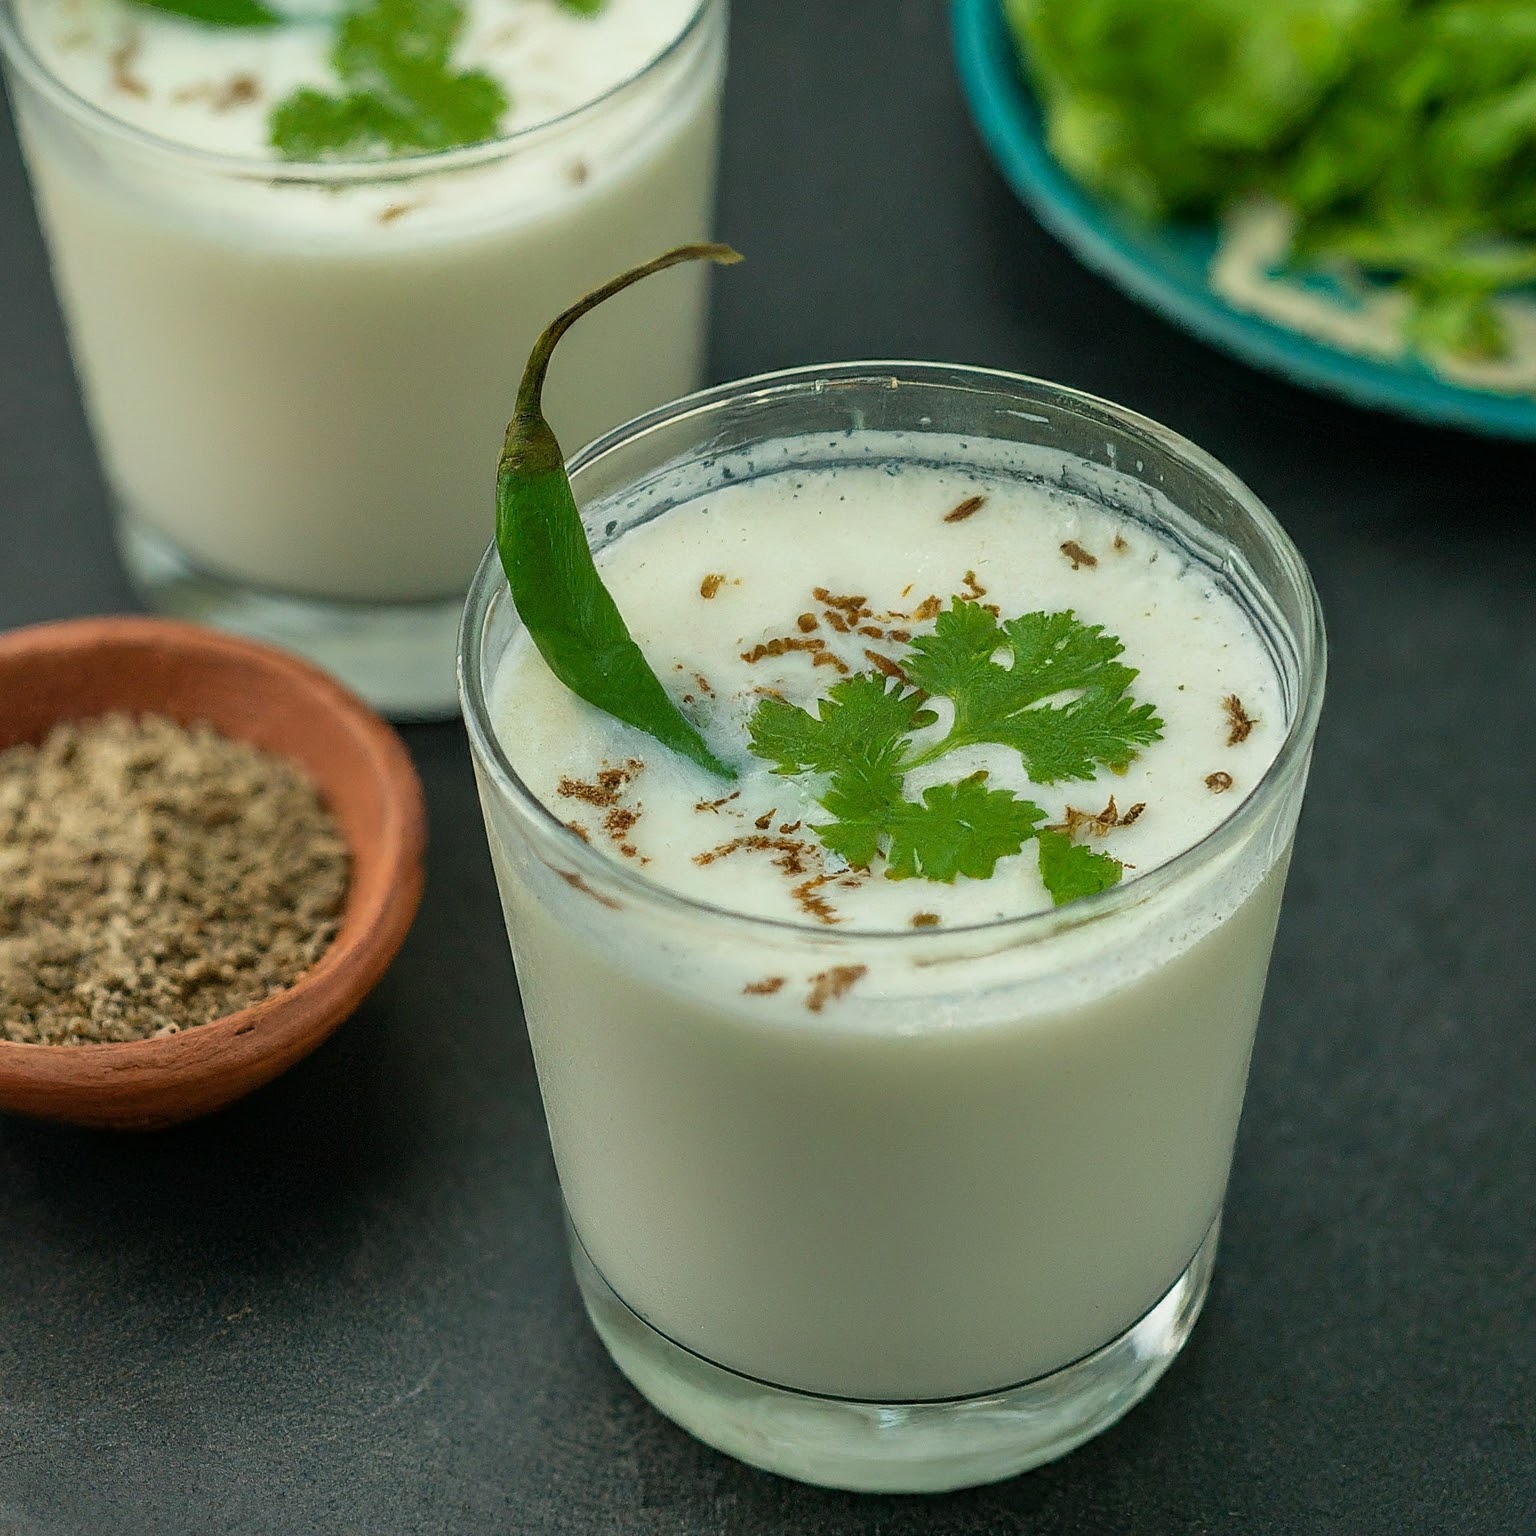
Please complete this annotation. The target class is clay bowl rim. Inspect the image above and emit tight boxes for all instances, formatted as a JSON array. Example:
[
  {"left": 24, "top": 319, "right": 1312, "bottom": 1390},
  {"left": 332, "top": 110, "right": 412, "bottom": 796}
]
[{"left": 0, "top": 614, "right": 427, "bottom": 1129}]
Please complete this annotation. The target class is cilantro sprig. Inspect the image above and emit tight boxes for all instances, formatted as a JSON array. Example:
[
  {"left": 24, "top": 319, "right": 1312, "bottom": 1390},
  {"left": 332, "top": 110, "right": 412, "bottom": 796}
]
[
  {"left": 270, "top": 0, "right": 507, "bottom": 160},
  {"left": 124, "top": 0, "right": 611, "bottom": 160},
  {"left": 747, "top": 600, "right": 1162, "bottom": 904}
]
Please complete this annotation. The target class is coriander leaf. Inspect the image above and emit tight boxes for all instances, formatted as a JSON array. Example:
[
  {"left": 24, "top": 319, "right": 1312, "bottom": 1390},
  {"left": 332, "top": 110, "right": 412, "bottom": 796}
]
[
  {"left": 129, "top": 0, "right": 279, "bottom": 24},
  {"left": 748, "top": 674, "right": 928, "bottom": 777},
  {"left": 269, "top": 89, "right": 409, "bottom": 160},
  {"left": 750, "top": 676, "right": 922, "bottom": 865},
  {"left": 905, "top": 601, "right": 1162, "bottom": 783},
  {"left": 333, "top": 0, "right": 458, "bottom": 82},
  {"left": 556, "top": 0, "right": 608, "bottom": 13},
  {"left": 989, "top": 690, "right": 1165, "bottom": 783},
  {"left": 1036, "top": 828, "right": 1123, "bottom": 907},
  {"left": 883, "top": 776, "right": 1046, "bottom": 883},
  {"left": 813, "top": 754, "right": 909, "bottom": 870},
  {"left": 743, "top": 599, "right": 1159, "bottom": 893},
  {"left": 270, "top": 0, "right": 509, "bottom": 160}
]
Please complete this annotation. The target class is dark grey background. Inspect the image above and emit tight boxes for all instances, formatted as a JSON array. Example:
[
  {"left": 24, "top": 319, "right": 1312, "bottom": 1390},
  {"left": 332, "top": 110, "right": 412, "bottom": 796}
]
[{"left": 2, "top": 2, "right": 1532, "bottom": 1531}]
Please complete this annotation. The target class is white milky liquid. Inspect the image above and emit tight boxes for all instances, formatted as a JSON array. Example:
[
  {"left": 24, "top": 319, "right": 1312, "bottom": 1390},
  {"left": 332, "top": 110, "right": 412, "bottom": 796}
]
[
  {"left": 478, "top": 436, "right": 1307, "bottom": 1401},
  {"left": 493, "top": 451, "right": 1285, "bottom": 928},
  {"left": 7, "top": 0, "right": 720, "bottom": 600}
]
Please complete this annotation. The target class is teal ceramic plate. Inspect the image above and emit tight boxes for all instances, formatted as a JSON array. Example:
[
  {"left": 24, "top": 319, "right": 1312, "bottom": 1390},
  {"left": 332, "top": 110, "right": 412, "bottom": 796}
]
[{"left": 952, "top": 0, "right": 1536, "bottom": 440}]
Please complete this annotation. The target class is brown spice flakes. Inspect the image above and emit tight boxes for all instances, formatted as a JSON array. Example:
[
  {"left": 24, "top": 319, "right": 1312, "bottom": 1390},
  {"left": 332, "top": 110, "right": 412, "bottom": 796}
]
[
  {"left": 110, "top": 34, "right": 147, "bottom": 97},
  {"left": 0, "top": 715, "right": 347, "bottom": 1046},
  {"left": 1050, "top": 795, "right": 1144, "bottom": 839},
  {"left": 778, "top": 820, "right": 802, "bottom": 834},
  {"left": 796, "top": 612, "right": 819, "bottom": 633},
  {"left": 560, "top": 761, "right": 648, "bottom": 859},
  {"left": 695, "top": 791, "right": 741, "bottom": 814},
  {"left": 557, "top": 870, "right": 621, "bottom": 910},
  {"left": 813, "top": 587, "right": 869, "bottom": 617},
  {"left": 888, "top": 628, "right": 912, "bottom": 644},
  {"left": 1223, "top": 694, "right": 1258, "bottom": 745},
  {"left": 961, "top": 570, "right": 987, "bottom": 600},
  {"left": 911, "top": 912, "right": 940, "bottom": 928},
  {"left": 1205, "top": 771, "right": 1234, "bottom": 793},
  {"left": 1113, "top": 534, "right": 1129, "bottom": 552},
  {"left": 743, "top": 976, "right": 786, "bottom": 996},
  {"left": 695, "top": 835, "right": 811, "bottom": 878},
  {"left": 944, "top": 494, "right": 987, "bottom": 523},
  {"left": 791, "top": 875, "right": 840, "bottom": 926},
  {"left": 378, "top": 201, "right": 424, "bottom": 226},
  {"left": 741, "top": 636, "right": 825, "bottom": 664},
  {"left": 858, "top": 625, "right": 885, "bottom": 639},
  {"left": 812, "top": 651, "right": 851, "bottom": 673},
  {"left": 753, "top": 810, "right": 776, "bottom": 831},
  {"left": 173, "top": 73, "right": 261, "bottom": 111},
  {"left": 806, "top": 965, "right": 867, "bottom": 1013},
  {"left": 604, "top": 806, "right": 640, "bottom": 839},
  {"left": 700, "top": 573, "right": 726, "bottom": 600},
  {"left": 1061, "top": 540, "right": 1098, "bottom": 570},
  {"left": 864, "top": 649, "right": 909, "bottom": 684},
  {"left": 911, "top": 594, "right": 943, "bottom": 622},
  {"left": 558, "top": 759, "right": 644, "bottom": 808},
  {"left": 568, "top": 157, "right": 590, "bottom": 185}
]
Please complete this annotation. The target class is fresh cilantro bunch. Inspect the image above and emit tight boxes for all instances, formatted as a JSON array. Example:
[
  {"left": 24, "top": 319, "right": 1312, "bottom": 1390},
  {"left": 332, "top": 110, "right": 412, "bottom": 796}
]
[
  {"left": 747, "top": 601, "right": 1163, "bottom": 904},
  {"left": 1007, "top": 0, "right": 1536, "bottom": 361}
]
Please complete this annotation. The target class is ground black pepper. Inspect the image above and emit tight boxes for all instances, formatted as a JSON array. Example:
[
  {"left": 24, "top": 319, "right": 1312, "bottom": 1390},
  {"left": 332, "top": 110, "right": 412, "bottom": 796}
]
[{"left": 0, "top": 714, "right": 348, "bottom": 1045}]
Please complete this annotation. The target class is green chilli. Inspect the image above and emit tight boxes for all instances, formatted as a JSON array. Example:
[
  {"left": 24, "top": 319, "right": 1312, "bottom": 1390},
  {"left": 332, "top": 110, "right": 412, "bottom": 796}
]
[{"left": 496, "top": 244, "right": 743, "bottom": 781}]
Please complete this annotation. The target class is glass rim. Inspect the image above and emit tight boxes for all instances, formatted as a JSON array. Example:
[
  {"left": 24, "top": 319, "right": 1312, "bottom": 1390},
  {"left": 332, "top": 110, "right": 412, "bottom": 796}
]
[
  {"left": 0, "top": 0, "right": 717, "bottom": 183},
  {"left": 458, "top": 359, "right": 1328, "bottom": 947}
]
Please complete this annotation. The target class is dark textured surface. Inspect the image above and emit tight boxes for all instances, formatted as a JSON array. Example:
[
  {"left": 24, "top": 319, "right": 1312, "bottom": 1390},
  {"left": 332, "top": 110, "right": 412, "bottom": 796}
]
[{"left": 1, "top": 2, "right": 1533, "bottom": 1531}]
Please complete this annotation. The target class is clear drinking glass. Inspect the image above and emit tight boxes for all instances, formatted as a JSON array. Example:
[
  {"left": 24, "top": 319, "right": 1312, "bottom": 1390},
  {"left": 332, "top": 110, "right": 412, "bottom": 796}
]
[
  {"left": 0, "top": 0, "right": 725, "bottom": 718},
  {"left": 459, "top": 363, "right": 1326, "bottom": 1491}
]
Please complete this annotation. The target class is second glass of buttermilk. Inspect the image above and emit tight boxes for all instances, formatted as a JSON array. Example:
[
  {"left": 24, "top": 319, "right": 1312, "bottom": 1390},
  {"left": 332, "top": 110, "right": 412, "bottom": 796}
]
[
  {"left": 0, "top": 0, "right": 724, "bottom": 717},
  {"left": 461, "top": 363, "right": 1326, "bottom": 1491}
]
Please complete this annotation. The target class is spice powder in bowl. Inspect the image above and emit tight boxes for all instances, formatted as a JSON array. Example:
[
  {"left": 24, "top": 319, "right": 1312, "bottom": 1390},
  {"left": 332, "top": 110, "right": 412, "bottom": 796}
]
[{"left": 0, "top": 713, "right": 349, "bottom": 1046}]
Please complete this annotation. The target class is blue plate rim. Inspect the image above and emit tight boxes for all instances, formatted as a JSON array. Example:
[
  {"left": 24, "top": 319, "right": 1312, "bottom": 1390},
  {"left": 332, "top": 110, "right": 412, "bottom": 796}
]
[{"left": 951, "top": 0, "right": 1536, "bottom": 441}]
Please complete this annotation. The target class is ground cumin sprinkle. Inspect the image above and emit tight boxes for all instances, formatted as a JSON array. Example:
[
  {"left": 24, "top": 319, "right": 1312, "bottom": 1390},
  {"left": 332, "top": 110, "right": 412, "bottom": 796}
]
[{"left": 0, "top": 715, "right": 348, "bottom": 1046}]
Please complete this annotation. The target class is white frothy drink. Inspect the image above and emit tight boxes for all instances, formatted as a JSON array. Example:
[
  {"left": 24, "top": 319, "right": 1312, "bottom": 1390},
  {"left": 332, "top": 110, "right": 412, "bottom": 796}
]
[
  {"left": 477, "top": 424, "right": 1308, "bottom": 1405},
  {"left": 4, "top": 0, "right": 720, "bottom": 601}
]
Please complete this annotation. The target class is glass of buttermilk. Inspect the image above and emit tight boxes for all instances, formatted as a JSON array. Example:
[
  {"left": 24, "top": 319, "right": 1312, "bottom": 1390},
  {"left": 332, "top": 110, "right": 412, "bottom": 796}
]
[
  {"left": 460, "top": 363, "right": 1326, "bottom": 1491},
  {"left": 0, "top": 0, "right": 724, "bottom": 717}
]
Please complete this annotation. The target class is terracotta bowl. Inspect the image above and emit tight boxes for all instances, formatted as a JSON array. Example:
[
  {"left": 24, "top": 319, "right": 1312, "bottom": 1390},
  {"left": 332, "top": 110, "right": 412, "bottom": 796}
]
[{"left": 0, "top": 615, "right": 427, "bottom": 1130}]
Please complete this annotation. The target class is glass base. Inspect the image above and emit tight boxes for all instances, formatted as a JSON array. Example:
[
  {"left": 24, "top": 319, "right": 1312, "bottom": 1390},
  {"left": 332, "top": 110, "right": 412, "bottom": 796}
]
[
  {"left": 117, "top": 511, "right": 464, "bottom": 722},
  {"left": 571, "top": 1214, "right": 1221, "bottom": 1493}
]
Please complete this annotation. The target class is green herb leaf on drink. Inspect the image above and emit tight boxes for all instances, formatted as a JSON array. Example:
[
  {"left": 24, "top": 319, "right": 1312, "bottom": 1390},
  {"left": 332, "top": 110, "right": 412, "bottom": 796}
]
[
  {"left": 1035, "top": 828, "right": 1124, "bottom": 906},
  {"left": 746, "top": 599, "right": 1160, "bottom": 899},
  {"left": 497, "top": 244, "right": 743, "bottom": 782},
  {"left": 750, "top": 673, "right": 930, "bottom": 779},
  {"left": 128, "top": 0, "right": 280, "bottom": 26},
  {"left": 901, "top": 603, "right": 1162, "bottom": 781},
  {"left": 269, "top": 0, "right": 509, "bottom": 159},
  {"left": 882, "top": 775, "right": 1048, "bottom": 883}
]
